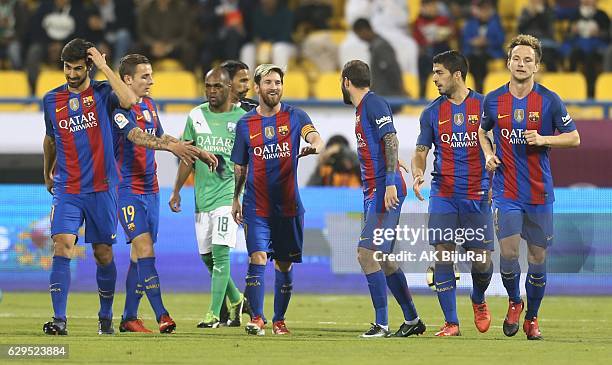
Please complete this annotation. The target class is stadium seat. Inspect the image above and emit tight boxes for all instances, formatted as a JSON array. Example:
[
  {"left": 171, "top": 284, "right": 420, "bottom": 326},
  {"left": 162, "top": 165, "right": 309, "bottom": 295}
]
[
  {"left": 151, "top": 71, "right": 198, "bottom": 111},
  {"left": 35, "top": 70, "right": 66, "bottom": 98},
  {"left": 402, "top": 73, "right": 419, "bottom": 99},
  {"left": 282, "top": 71, "right": 310, "bottom": 99},
  {"left": 425, "top": 74, "right": 476, "bottom": 100},
  {"left": 408, "top": 0, "right": 420, "bottom": 24},
  {"left": 595, "top": 73, "right": 612, "bottom": 100},
  {"left": 540, "top": 72, "right": 587, "bottom": 101},
  {"left": 313, "top": 71, "right": 341, "bottom": 100},
  {"left": 483, "top": 71, "right": 509, "bottom": 94},
  {"left": 0, "top": 71, "right": 31, "bottom": 111}
]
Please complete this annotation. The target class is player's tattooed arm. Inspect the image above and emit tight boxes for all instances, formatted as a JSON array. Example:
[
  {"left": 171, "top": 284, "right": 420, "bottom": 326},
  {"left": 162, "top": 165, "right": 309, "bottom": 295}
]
[
  {"left": 160, "top": 134, "right": 180, "bottom": 144},
  {"left": 382, "top": 132, "right": 399, "bottom": 174},
  {"left": 127, "top": 129, "right": 199, "bottom": 165},
  {"left": 43, "top": 135, "right": 56, "bottom": 194},
  {"left": 411, "top": 144, "right": 429, "bottom": 201}
]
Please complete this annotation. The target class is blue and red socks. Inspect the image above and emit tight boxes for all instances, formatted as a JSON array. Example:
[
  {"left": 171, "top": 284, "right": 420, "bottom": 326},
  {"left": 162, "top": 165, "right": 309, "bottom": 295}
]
[
  {"left": 365, "top": 270, "right": 388, "bottom": 327},
  {"left": 49, "top": 256, "right": 71, "bottom": 321},
  {"left": 96, "top": 259, "right": 116, "bottom": 320},
  {"left": 385, "top": 268, "right": 419, "bottom": 322},
  {"left": 138, "top": 257, "right": 168, "bottom": 321},
  {"left": 500, "top": 256, "right": 522, "bottom": 303},
  {"left": 525, "top": 262, "right": 546, "bottom": 319},
  {"left": 245, "top": 263, "right": 266, "bottom": 319},
  {"left": 273, "top": 269, "right": 293, "bottom": 322},
  {"left": 434, "top": 263, "right": 458, "bottom": 324}
]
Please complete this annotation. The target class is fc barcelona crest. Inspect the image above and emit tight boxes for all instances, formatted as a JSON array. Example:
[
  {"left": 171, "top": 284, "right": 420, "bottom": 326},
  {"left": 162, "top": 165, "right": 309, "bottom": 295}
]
[
  {"left": 278, "top": 125, "right": 289, "bottom": 136},
  {"left": 143, "top": 110, "right": 152, "bottom": 122},
  {"left": 69, "top": 98, "right": 80, "bottom": 111},
  {"left": 82, "top": 95, "right": 94, "bottom": 108},
  {"left": 528, "top": 111, "right": 539, "bottom": 123},
  {"left": 453, "top": 113, "right": 464, "bottom": 126},
  {"left": 514, "top": 109, "right": 524, "bottom": 122},
  {"left": 468, "top": 114, "right": 479, "bottom": 125},
  {"left": 264, "top": 126, "right": 275, "bottom": 139}
]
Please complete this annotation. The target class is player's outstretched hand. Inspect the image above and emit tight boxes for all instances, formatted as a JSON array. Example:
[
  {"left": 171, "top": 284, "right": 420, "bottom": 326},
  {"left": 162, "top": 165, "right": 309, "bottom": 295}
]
[
  {"left": 168, "top": 191, "right": 181, "bottom": 212},
  {"left": 169, "top": 140, "right": 199, "bottom": 166},
  {"left": 399, "top": 159, "right": 409, "bottom": 174},
  {"left": 232, "top": 198, "right": 243, "bottom": 225},
  {"left": 199, "top": 150, "right": 218, "bottom": 172},
  {"left": 87, "top": 47, "right": 107, "bottom": 68},
  {"left": 524, "top": 130, "right": 546, "bottom": 146},
  {"left": 485, "top": 154, "right": 501, "bottom": 172},
  {"left": 413, "top": 175, "right": 425, "bottom": 201},
  {"left": 384, "top": 185, "right": 400, "bottom": 211}
]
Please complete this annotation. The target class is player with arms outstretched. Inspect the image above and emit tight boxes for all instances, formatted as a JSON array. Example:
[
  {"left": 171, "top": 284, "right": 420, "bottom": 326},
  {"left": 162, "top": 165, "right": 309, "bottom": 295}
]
[
  {"left": 341, "top": 60, "right": 424, "bottom": 338},
  {"left": 412, "top": 50, "right": 494, "bottom": 336},
  {"left": 231, "top": 64, "right": 324, "bottom": 336},
  {"left": 479, "top": 34, "right": 580, "bottom": 340},
  {"left": 112, "top": 54, "right": 215, "bottom": 333}
]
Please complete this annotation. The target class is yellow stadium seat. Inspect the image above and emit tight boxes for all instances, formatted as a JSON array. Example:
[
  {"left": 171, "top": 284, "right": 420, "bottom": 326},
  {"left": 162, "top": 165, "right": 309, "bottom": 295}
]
[
  {"left": 151, "top": 71, "right": 198, "bottom": 112},
  {"left": 425, "top": 73, "right": 476, "bottom": 100},
  {"left": 595, "top": 73, "right": 612, "bottom": 100},
  {"left": 483, "top": 71, "right": 509, "bottom": 94},
  {"left": 402, "top": 73, "right": 419, "bottom": 99},
  {"left": 540, "top": 72, "right": 586, "bottom": 100},
  {"left": 513, "top": 0, "right": 529, "bottom": 19},
  {"left": 0, "top": 71, "right": 31, "bottom": 111},
  {"left": 36, "top": 70, "right": 66, "bottom": 98},
  {"left": 314, "top": 71, "right": 341, "bottom": 100},
  {"left": 498, "top": 0, "right": 516, "bottom": 18},
  {"left": 153, "top": 58, "right": 184, "bottom": 71},
  {"left": 408, "top": 0, "right": 420, "bottom": 24},
  {"left": 282, "top": 71, "right": 309, "bottom": 99}
]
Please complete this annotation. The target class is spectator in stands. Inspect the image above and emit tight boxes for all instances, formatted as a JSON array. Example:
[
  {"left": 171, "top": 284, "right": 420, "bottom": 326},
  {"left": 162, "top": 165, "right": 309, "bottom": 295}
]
[
  {"left": 353, "top": 18, "right": 406, "bottom": 98},
  {"left": 137, "top": 0, "right": 195, "bottom": 70},
  {"left": 195, "top": 0, "right": 247, "bottom": 75},
  {"left": 461, "top": 0, "right": 505, "bottom": 93},
  {"left": 517, "top": 0, "right": 559, "bottom": 71},
  {"left": 413, "top": 0, "right": 453, "bottom": 97},
  {"left": 307, "top": 135, "right": 361, "bottom": 188},
  {"left": 297, "top": 0, "right": 337, "bottom": 72},
  {"left": 561, "top": 0, "right": 610, "bottom": 98},
  {"left": 24, "top": 0, "right": 86, "bottom": 95},
  {"left": 239, "top": 0, "right": 295, "bottom": 71},
  {"left": 0, "top": 0, "right": 28, "bottom": 70},
  {"left": 339, "top": 0, "right": 418, "bottom": 77},
  {"left": 82, "top": 0, "right": 135, "bottom": 68}
]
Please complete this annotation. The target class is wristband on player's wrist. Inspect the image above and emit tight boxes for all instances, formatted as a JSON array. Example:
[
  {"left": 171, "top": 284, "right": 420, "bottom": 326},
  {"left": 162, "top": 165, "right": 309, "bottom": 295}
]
[{"left": 385, "top": 172, "right": 395, "bottom": 186}]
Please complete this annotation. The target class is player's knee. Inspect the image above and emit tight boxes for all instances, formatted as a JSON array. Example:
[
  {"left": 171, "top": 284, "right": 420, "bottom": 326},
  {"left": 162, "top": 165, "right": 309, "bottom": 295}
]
[
  {"left": 527, "top": 246, "right": 546, "bottom": 265},
  {"left": 93, "top": 244, "right": 114, "bottom": 265},
  {"left": 53, "top": 240, "right": 74, "bottom": 257},
  {"left": 132, "top": 234, "right": 154, "bottom": 258},
  {"left": 380, "top": 261, "right": 399, "bottom": 275},
  {"left": 470, "top": 249, "right": 492, "bottom": 272},
  {"left": 250, "top": 251, "right": 267, "bottom": 265},
  {"left": 275, "top": 261, "right": 292, "bottom": 272}
]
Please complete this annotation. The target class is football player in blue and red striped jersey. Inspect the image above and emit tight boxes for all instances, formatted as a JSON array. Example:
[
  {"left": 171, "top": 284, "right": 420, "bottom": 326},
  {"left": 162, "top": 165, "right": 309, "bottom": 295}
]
[
  {"left": 112, "top": 54, "right": 215, "bottom": 334},
  {"left": 479, "top": 35, "right": 580, "bottom": 340},
  {"left": 341, "top": 60, "right": 424, "bottom": 338},
  {"left": 231, "top": 64, "right": 324, "bottom": 336},
  {"left": 412, "top": 50, "right": 494, "bottom": 337}
]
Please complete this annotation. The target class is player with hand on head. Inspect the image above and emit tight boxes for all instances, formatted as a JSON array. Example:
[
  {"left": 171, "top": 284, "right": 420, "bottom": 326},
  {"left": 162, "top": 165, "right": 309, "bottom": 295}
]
[
  {"left": 231, "top": 64, "right": 324, "bottom": 336},
  {"left": 412, "top": 50, "right": 494, "bottom": 337},
  {"left": 169, "top": 67, "right": 250, "bottom": 329},
  {"left": 479, "top": 34, "right": 580, "bottom": 340},
  {"left": 112, "top": 53, "right": 216, "bottom": 334},
  {"left": 341, "top": 60, "right": 424, "bottom": 338},
  {"left": 42, "top": 38, "right": 139, "bottom": 335}
]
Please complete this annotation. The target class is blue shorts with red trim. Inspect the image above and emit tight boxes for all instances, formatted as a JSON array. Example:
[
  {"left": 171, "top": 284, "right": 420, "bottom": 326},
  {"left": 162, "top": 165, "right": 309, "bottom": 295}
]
[
  {"left": 118, "top": 192, "right": 159, "bottom": 244},
  {"left": 50, "top": 189, "right": 118, "bottom": 244},
  {"left": 428, "top": 196, "right": 494, "bottom": 250},
  {"left": 493, "top": 198, "right": 553, "bottom": 247},
  {"left": 358, "top": 193, "right": 405, "bottom": 254},
  {"left": 244, "top": 214, "right": 304, "bottom": 262}
]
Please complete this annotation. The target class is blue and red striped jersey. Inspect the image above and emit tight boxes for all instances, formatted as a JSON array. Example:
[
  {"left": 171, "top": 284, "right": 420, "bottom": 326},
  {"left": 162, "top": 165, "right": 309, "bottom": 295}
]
[
  {"left": 482, "top": 83, "right": 577, "bottom": 204},
  {"left": 231, "top": 103, "right": 317, "bottom": 218},
  {"left": 416, "top": 90, "right": 489, "bottom": 200},
  {"left": 43, "top": 80, "right": 120, "bottom": 194},
  {"left": 354, "top": 91, "right": 407, "bottom": 200},
  {"left": 112, "top": 97, "right": 164, "bottom": 195}
]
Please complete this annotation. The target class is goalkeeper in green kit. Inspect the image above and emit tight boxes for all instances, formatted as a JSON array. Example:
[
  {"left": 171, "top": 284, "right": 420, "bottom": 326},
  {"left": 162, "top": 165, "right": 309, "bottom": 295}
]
[{"left": 169, "top": 67, "right": 252, "bottom": 328}]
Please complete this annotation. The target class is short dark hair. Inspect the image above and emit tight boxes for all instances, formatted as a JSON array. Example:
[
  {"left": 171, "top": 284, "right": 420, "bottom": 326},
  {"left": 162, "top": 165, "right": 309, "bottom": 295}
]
[
  {"left": 326, "top": 134, "right": 349, "bottom": 148},
  {"left": 352, "top": 18, "right": 372, "bottom": 33},
  {"left": 341, "top": 60, "right": 370, "bottom": 88},
  {"left": 61, "top": 38, "right": 95, "bottom": 64},
  {"left": 432, "top": 50, "right": 469, "bottom": 81},
  {"left": 220, "top": 60, "right": 249, "bottom": 80},
  {"left": 253, "top": 64, "right": 284, "bottom": 85},
  {"left": 118, "top": 54, "right": 151, "bottom": 80}
]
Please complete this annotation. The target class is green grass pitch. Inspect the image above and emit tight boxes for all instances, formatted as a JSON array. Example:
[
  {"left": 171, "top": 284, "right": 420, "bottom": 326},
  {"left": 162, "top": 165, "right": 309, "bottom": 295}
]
[{"left": 1, "top": 293, "right": 612, "bottom": 364}]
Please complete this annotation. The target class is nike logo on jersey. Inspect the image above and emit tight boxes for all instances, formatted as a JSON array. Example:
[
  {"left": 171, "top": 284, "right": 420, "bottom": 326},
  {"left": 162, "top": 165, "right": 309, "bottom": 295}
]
[
  {"left": 136, "top": 115, "right": 144, "bottom": 120},
  {"left": 438, "top": 119, "right": 450, "bottom": 125},
  {"left": 55, "top": 106, "right": 67, "bottom": 112},
  {"left": 111, "top": 234, "right": 117, "bottom": 239},
  {"left": 498, "top": 114, "right": 510, "bottom": 119},
  {"left": 250, "top": 132, "right": 261, "bottom": 139},
  {"left": 144, "top": 276, "right": 158, "bottom": 283}
]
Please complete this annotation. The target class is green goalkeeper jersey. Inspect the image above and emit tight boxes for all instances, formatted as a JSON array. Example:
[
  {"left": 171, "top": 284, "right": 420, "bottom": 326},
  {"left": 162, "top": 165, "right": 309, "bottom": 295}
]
[{"left": 182, "top": 102, "right": 246, "bottom": 213}]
